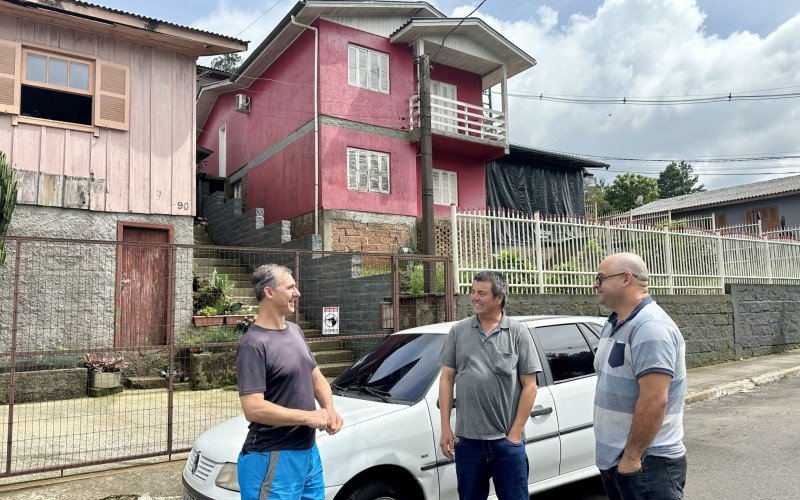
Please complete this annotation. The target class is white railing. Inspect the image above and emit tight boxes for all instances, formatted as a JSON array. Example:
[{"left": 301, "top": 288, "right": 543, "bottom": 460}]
[
  {"left": 451, "top": 206, "right": 800, "bottom": 295},
  {"left": 409, "top": 94, "right": 507, "bottom": 144},
  {"left": 719, "top": 221, "right": 761, "bottom": 236},
  {"left": 764, "top": 225, "right": 800, "bottom": 241}
]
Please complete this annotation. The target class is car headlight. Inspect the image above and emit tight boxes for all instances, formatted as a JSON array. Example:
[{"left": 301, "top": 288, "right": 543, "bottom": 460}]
[{"left": 215, "top": 462, "right": 240, "bottom": 492}]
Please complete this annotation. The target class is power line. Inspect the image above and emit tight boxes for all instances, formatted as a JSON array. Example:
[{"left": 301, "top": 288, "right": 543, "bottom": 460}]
[
  {"left": 501, "top": 90, "right": 800, "bottom": 105},
  {"left": 430, "top": 0, "right": 487, "bottom": 66},
  {"left": 233, "top": 0, "right": 288, "bottom": 38}
]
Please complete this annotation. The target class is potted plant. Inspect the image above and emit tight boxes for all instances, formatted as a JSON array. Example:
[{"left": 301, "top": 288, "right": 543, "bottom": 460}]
[
  {"left": 83, "top": 354, "right": 129, "bottom": 389},
  {"left": 193, "top": 306, "right": 225, "bottom": 327}
]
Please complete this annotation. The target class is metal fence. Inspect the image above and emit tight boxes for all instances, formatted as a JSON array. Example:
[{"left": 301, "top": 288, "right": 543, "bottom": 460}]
[
  {"left": 451, "top": 207, "right": 800, "bottom": 294},
  {"left": 0, "top": 235, "right": 452, "bottom": 480}
]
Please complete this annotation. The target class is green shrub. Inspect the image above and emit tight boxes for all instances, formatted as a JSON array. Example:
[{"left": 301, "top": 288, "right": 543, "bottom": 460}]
[
  {"left": 491, "top": 250, "right": 535, "bottom": 270},
  {"left": 183, "top": 326, "right": 242, "bottom": 344},
  {"left": 199, "top": 306, "right": 218, "bottom": 317},
  {"left": 193, "top": 268, "right": 233, "bottom": 313},
  {"left": 407, "top": 263, "right": 445, "bottom": 295}
]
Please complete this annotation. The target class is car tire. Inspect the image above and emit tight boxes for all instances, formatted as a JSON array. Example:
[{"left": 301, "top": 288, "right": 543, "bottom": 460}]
[{"left": 343, "top": 479, "right": 412, "bottom": 500}]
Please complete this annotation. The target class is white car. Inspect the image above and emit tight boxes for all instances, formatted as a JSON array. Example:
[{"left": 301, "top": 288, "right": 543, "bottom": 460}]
[{"left": 183, "top": 315, "right": 606, "bottom": 500}]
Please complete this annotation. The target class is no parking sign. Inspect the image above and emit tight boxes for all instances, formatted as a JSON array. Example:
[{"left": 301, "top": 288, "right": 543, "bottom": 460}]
[{"left": 322, "top": 307, "right": 339, "bottom": 335}]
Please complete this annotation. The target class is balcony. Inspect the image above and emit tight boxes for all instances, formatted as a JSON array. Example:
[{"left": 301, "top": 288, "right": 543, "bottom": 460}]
[{"left": 409, "top": 93, "right": 508, "bottom": 156}]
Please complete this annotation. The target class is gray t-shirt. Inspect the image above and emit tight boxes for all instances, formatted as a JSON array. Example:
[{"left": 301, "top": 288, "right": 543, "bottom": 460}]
[
  {"left": 236, "top": 322, "right": 318, "bottom": 452},
  {"left": 439, "top": 314, "right": 542, "bottom": 440}
]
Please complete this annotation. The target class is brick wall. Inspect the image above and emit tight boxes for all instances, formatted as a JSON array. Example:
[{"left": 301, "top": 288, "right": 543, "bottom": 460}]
[
  {"left": 331, "top": 220, "right": 413, "bottom": 253},
  {"left": 454, "top": 287, "right": 799, "bottom": 367}
]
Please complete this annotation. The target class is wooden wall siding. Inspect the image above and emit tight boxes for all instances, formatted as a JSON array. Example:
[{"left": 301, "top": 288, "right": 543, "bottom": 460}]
[{"left": 0, "top": 15, "right": 196, "bottom": 216}]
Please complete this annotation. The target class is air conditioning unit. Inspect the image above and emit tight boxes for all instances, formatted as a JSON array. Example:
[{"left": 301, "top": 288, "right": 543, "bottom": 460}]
[{"left": 234, "top": 94, "right": 250, "bottom": 114}]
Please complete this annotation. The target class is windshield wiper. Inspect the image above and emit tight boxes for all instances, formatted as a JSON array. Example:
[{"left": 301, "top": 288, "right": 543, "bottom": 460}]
[
  {"left": 337, "top": 384, "right": 393, "bottom": 403},
  {"left": 330, "top": 383, "right": 345, "bottom": 393}
]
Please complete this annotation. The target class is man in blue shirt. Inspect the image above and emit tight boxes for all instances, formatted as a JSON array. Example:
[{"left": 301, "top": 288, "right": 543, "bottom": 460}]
[{"left": 593, "top": 253, "right": 687, "bottom": 500}]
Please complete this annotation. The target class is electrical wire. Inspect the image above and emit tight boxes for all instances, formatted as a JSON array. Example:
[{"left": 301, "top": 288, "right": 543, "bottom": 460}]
[{"left": 430, "top": 0, "right": 488, "bottom": 66}]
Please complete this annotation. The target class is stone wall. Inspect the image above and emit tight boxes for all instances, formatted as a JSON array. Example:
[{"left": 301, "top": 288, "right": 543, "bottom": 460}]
[
  {"left": 202, "top": 192, "right": 291, "bottom": 248},
  {"left": 1, "top": 205, "right": 194, "bottom": 351},
  {"left": 729, "top": 284, "right": 800, "bottom": 358},
  {"left": 455, "top": 287, "right": 799, "bottom": 367},
  {"left": 322, "top": 209, "right": 416, "bottom": 254}
]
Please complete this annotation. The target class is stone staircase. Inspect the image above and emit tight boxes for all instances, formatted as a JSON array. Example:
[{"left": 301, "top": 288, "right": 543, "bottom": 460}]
[{"left": 193, "top": 224, "right": 355, "bottom": 378}]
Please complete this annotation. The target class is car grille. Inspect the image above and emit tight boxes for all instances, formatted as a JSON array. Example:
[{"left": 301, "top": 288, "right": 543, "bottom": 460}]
[{"left": 186, "top": 449, "right": 220, "bottom": 482}]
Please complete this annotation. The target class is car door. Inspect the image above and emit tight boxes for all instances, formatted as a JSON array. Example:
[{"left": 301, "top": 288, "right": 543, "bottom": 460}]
[
  {"left": 425, "top": 372, "right": 561, "bottom": 499},
  {"left": 532, "top": 322, "right": 598, "bottom": 475}
]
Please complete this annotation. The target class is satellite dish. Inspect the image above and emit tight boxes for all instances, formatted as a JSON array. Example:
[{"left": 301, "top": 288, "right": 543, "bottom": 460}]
[{"left": 635, "top": 195, "right": 644, "bottom": 206}]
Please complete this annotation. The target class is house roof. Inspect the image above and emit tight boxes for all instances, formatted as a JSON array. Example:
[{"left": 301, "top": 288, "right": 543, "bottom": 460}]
[
  {"left": 505, "top": 144, "right": 610, "bottom": 170},
  {"left": 390, "top": 18, "right": 536, "bottom": 88},
  {"left": 0, "top": 0, "right": 247, "bottom": 56},
  {"left": 631, "top": 174, "right": 800, "bottom": 215}
]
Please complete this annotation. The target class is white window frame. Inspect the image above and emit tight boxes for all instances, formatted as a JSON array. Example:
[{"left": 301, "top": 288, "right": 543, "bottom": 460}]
[
  {"left": 433, "top": 169, "right": 458, "bottom": 206},
  {"left": 347, "top": 45, "right": 389, "bottom": 94},
  {"left": 232, "top": 181, "right": 242, "bottom": 200},
  {"left": 218, "top": 124, "right": 227, "bottom": 178},
  {"left": 347, "top": 147, "right": 390, "bottom": 194}
]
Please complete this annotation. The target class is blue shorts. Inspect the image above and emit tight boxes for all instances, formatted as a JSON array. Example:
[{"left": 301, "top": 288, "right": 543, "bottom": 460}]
[{"left": 237, "top": 444, "right": 324, "bottom": 500}]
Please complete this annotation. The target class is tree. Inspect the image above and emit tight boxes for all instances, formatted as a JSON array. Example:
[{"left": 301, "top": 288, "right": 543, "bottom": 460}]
[
  {"left": 0, "top": 151, "right": 18, "bottom": 265},
  {"left": 583, "top": 177, "right": 613, "bottom": 216},
  {"left": 605, "top": 173, "right": 659, "bottom": 211},
  {"left": 657, "top": 160, "right": 705, "bottom": 199},
  {"left": 209, "top": 53, "right": 242, "bottom": 73}
]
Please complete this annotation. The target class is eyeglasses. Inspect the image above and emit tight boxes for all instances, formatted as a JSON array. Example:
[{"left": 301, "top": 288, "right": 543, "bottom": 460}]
[{"left": 594, "top": 272, "right": 636, "bottom": 284}]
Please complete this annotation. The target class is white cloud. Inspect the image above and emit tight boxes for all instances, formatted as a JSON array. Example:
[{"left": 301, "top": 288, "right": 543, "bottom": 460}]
[
  {"left": 451, "top": 0, "right": 800, "bottom": 188},
  {"left": 191, "top": 0, "right": 293, "bottom": 66}
]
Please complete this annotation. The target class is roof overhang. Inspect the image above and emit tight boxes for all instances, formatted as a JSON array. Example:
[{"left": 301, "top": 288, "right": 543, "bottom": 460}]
[
  {"left": 197, "top": 0, "right": 444, "bottom": 131},
  {"left": 0, "top": 0, "right": 247, "bottom": 56},
  {"left": 507, "top": 144, "right": 610, "bottom": 170},
  {"left": 390, "top": 18, "right": 536, "bottom": 89}
]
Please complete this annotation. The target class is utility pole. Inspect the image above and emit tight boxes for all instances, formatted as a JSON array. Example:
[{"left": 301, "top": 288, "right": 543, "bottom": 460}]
[{"left": 417, "top": 50, "right": 436, "bottom": 293}]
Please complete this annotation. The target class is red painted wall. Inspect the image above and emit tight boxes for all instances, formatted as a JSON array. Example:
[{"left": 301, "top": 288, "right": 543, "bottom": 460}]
[
  {"left": 320, "top": 124, "right": 419, "bottom": 216},
  {"left": 421, "top": 152, "right": 486, "bottom": 216},
  {"left": 198, "top": 30, "right": 315, "bottom": 182},
  {"left": 247, "top": 132, "right": 316, "bottom": 224},
  {"left": 319, "top": 19, "right": 416, "bottom": 131}
]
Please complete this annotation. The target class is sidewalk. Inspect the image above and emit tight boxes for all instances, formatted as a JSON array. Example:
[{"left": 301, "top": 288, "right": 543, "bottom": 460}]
[{"left": 0, "top": 348, "right": 799, "bottom": 499}]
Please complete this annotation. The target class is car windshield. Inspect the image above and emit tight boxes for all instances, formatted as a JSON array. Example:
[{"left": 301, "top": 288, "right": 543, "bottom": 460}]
[{"left": 332, "top": 333, "right": 446, "bottom": 404}]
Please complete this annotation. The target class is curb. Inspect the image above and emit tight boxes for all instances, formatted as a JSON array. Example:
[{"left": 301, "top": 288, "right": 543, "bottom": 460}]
[{"left": 684, "top": 366, "right": 800, "bottom": 405}]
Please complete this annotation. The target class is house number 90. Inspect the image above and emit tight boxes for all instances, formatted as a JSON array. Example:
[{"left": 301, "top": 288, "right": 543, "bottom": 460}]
[{"left": 177, "top": 202, "right": 189, "bottom": 210}]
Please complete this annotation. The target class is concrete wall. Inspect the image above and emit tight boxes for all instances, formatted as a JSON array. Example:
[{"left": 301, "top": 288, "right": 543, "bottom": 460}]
[
  {"left": 455, "top": 285, "right": 800, "bottom": 367},
  {"left": 202, "top": 192, "right": 291, "bottom": 248},
  {"left": 1, "top": 205, "right": 194, "bottom": 351}
]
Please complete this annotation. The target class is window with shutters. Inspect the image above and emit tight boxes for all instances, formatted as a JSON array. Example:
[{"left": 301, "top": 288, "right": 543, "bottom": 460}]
[
  {"left": 0, "top": 40, "right": 129, "bottom": 132},
  {"left": 347, "top": 147, "right": 390, "bottom": 194},
  {"left": 432, "top": 169, "right": 458, "bottom": 206},
  {"left": 347, "top": 45, "right": 389, "bottom": 94},
  {"left": 21, "top": 48, "right": 93, "bottom": 126}
]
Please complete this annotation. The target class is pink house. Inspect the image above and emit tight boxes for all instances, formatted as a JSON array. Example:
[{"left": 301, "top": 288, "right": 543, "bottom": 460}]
[
  {"left": 197, "top": 0, "right": 536, "bottom": 253},
  {"left": 0, "top": 0, "right": 245, "bottom": 346}
]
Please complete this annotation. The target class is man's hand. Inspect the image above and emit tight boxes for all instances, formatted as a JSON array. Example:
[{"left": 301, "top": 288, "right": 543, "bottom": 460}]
[
  {"left": 326, "top": 409, "right": 343, "bottom": 435},
  {"left": 506, "top": 429, "right": 523, "bottom": 445},
  {"left": 440, "top": 425, "right": 455, "bottom": 459},
  {"left": 617, "top": 454, "right": 643, "bottom": 474},
  {"left": 305, "top": 409, "right": 330, "bottom": 430}
]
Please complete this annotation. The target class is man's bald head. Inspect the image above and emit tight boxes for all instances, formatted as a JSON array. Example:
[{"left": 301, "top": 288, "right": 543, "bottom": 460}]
[{"left": 604, "top": 252, "right": 649, "bottom": 286}]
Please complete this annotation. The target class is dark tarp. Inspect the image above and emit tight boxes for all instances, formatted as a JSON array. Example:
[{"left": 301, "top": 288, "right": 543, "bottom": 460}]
[{"left": 486, "top": 156, "right": 586, "bottom": 216}]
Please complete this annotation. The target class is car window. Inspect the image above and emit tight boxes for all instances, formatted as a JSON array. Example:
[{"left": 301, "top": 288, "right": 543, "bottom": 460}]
[
  {"left": 333, "top": 333, "right": 446, "bottom": 404},
  {"left": 535, "top": 324, "right": 595, "bottom": 383},
  {"left": 578, "top": 323, "right": 601, "bottom": 352}
]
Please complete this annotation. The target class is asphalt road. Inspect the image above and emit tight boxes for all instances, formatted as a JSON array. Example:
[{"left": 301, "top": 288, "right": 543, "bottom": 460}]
[{"left": 537, "top": 373, "right": 800, "bottom": 499}]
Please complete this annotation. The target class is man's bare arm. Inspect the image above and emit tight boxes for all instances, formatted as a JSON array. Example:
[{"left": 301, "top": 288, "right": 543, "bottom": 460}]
[
  {"left": 240, "top": 393, "right": 329, "bottom": 429},
  {"left": 508, "top": 373, "right": 537, "bottom": 443}
]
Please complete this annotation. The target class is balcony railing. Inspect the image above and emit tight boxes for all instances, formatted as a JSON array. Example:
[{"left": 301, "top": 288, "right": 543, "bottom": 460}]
[{"left": 409, "top": 93, "right": 507, "bottom": 145}]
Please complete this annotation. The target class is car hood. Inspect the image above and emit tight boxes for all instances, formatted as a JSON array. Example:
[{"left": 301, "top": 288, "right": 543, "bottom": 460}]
[{"left": 194, "top": 395, "right": 408, "bottom": 463}]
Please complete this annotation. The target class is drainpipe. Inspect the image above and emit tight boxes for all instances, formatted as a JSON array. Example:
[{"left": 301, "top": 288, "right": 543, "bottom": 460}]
[{"left": 291, "top": 16, "right": 320, "bottom": 235}]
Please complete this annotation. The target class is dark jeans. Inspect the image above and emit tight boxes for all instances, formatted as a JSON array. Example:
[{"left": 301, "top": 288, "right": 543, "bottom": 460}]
[
  {"left": 600, "top": 455, "right": 687, "bottom": 500},
  {"left": 454, "top": 437, "right": 528, "bottom": 500}
]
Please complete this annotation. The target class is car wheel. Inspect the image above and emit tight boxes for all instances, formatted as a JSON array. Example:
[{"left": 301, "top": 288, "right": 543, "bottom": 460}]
[{"left": 344, "top": 479, "right": 411, "bottom": 500}]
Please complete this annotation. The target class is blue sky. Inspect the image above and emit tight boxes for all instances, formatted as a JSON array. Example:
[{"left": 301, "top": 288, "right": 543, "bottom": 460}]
[{"left": 90, "top": 0, "right": 800, "bottom": 190}]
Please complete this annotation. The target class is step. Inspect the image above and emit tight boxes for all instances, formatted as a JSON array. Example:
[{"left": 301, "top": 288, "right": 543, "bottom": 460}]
[
  {"left": 305, "top": 338, "right": 346, "bottom": 351},
  {"left": 312, "top": 350, "right": 355, "bottom": 364},
  {"left": 194, "top": 258, "right": 244, "bottom": 268},
  {"left": 319, "top": 362, "right": 353, "bottom": 378}
]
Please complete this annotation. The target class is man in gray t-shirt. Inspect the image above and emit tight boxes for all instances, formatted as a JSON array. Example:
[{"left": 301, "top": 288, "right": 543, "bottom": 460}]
[
  {"left": 439, "top": 271, "right": 542, "bottom": 500},
  {"left": 235, "top": 264, "right": 343, "bottom": 500}
]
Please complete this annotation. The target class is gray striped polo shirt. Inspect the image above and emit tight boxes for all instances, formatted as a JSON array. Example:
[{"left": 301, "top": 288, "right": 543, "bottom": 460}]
[{"left": 593, "top": 296, "right": 686, "bottom": 470}]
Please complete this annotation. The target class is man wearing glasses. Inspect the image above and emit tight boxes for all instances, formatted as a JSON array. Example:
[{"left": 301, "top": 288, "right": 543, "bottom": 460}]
[{"left": 592, "top": 253, "right": 687, "bottom": 500}]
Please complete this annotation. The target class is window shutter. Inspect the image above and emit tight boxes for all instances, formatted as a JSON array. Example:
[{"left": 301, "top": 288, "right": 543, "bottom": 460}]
[
  {"left": 0, "top": 40, "right": 20, "bottom": 115},
  {"left": 379, "top": 53, "right": 388, "bottom": 93},
  {"left": 379, "top": 155, "right": 389, "bottom": 193},
  {"left": 347, "top": 149, "right": 357, "bottom": 190},
  {"left": 94, "top": 59, "right": 129, "bottom": 131},
  {"left": 347, "top": 46, "right": 357, "bottom": 86}
]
